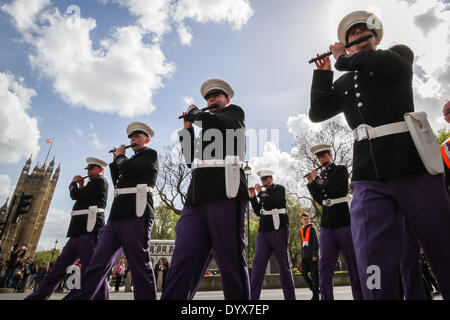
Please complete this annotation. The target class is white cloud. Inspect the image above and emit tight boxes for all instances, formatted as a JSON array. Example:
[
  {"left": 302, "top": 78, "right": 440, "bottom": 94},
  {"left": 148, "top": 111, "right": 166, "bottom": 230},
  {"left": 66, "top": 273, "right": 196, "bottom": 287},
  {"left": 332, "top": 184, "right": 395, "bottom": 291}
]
[
  {"left": 88, "top": 123, "right": 103, "bottom": 149},
  {"left": 173, "top": 0, "right": 254, "bottom": 30},
  {"left": 108, "top": 0, "right": 254, "bottom": 46},
  {"left": 248, "top": 141, "right": 296, "bottom": 188},
  {"left": 0, "top": 72, "right": 40, "bottom": 163},
  {"left": 287, "top": 113, "right": 322, "bottom": 138},
  {"left": 36, "top": 208, "right": 70, "bottom": 251},
  {"left": 0, "top": 0, "right": 50, "bottom": 31},
  {"left": 177, "top": 23, "right": 193, "bottom": 45},
  {"left": 183, "top": 96, "right": 194, "bottom": 105},
  {"left": 173, "top": 0, "right": 254, "bottom": 43},
  {"left": 414, "top": 7, "right": 445, "bottom": 37},
  {"left": 2, "top": 1, "right": 254, "bottom": 118},
  {"left": 3, "top": 5, "right": 175, "bottom": 118},
  {"left": 90, "top": 132, "right": 103, "bottom": 150},
  {"left": 112, "top": 0, "right": 173, "bottom": 39},
  {"left": 75, "top": 128, "right": 83, "bottom": 136},
  {"left": 0, "top": 175, "right": 12, "bottom": 204}
]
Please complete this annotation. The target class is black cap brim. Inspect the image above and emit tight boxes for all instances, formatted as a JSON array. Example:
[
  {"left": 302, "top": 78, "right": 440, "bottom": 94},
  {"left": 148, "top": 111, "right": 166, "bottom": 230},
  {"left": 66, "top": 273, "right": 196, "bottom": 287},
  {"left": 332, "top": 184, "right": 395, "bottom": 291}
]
[{"left": 204, "top": 89, "right": 228, "bottom": 100}]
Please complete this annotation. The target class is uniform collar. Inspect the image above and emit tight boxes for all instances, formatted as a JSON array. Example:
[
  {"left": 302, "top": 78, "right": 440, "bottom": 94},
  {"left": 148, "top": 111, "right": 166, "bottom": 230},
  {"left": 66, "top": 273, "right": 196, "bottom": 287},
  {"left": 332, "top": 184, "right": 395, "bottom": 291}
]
[{"left": 134, "top": 147, "right": 148, "bottom": 155}]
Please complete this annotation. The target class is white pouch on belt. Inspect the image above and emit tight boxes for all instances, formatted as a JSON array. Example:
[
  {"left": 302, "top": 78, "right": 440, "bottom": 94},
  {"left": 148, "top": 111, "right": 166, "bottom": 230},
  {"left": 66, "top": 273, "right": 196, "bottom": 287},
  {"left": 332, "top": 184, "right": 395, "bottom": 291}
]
[
  {"left": 225, "top": 155, "right": 242, "bottom": 199},
  {"left": 135, "top": 184, "right": 148, "bottom": 217},
  {"left": 404, "top": 112, "right": 444, "bottom": 175},
  {"left": 86, "top": 206, "right": 98, "bottom": 233}
]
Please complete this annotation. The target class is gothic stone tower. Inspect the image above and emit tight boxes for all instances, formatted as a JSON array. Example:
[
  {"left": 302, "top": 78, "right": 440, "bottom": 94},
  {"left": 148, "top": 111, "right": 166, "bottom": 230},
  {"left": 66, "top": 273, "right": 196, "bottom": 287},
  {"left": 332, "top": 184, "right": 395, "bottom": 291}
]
[{"left": 0, "top": 156, "right": 60, "bottom": 260}]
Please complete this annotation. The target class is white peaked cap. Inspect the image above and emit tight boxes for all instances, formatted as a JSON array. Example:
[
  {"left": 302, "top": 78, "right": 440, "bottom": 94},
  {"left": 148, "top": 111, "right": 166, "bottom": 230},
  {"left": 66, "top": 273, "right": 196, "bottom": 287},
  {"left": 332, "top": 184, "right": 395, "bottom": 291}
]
[
  {"left": 200, "top": 79, "right": 234, "bottom": 100},
  {"left": 256, "top": 169, "right": 275, "bottom": 178},
  {"left": 85, "top": 157, "right": 108, "bottom": 168},
  {"left": 126, "top": 122, "right": 155, "bottom": 139}
]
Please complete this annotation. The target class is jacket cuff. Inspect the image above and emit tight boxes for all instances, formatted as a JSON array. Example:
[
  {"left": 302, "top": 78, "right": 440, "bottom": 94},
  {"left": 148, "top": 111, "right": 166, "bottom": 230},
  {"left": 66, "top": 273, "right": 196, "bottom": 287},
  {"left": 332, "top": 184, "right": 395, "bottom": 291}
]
[
  {"left": 114, "top": 154, "right": 127, "bottom": 167},
  {"left": 312, "top": 69, "right": 334, "bottom": 92}
]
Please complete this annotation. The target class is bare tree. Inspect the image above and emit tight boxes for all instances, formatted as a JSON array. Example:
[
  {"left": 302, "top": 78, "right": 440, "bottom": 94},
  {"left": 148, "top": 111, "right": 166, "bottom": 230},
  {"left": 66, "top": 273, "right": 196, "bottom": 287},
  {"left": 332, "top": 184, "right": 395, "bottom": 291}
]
[
  {"left": 155, "top": 144, "right": 191, "bottom": 215},
  {"left": 290, "top": 120, "right": 353, "bottom": 221},
  {"left": 292, "top": 120, "right": 354, "bottom": 178}
]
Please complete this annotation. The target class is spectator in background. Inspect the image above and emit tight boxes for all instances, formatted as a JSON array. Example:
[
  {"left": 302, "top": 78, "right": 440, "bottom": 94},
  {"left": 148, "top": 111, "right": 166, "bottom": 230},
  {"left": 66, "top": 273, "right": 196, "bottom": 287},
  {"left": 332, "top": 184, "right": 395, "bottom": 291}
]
[
  {"left": 0, "top": 258, "right": 6, "bottom": 286},
  {"left": 299, "top": 213, "right": 320, "bottom": 300},
  {"left": 12, "top": 257, "right": 24, "bottom": 292},
  {"left": 2, "top": 244, "right": 20, "bottom": 288},
  {"left": 27, "top": 261, "right": 38, "bottom": 291},
  {"left": 34, "top": 263, "right": 50, "bottom": 293},
  {"left": 113, "top": 260, "right": 126, "bottom": 292},
  {"left": 440, "top": 101, "right": 450, "bottom": 194},
  {"left": 154, "top": 259, "right": 168, "bottom": 291}
]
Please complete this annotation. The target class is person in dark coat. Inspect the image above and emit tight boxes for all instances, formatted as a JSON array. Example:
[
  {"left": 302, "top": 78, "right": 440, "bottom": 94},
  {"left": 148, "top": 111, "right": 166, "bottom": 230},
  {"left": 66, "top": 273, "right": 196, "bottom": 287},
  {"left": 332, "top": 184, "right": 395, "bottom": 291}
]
[
  {"left": 248, "top": 169, "right": 295, "bottom": 300},
  {"left": 65, "top": 122, "right": 158, "bottom": 300},
  {"left": 299, "top": 213, "right": 320, "bottom": 300},
  {"left": 309, "top": 10, "right": 450, "bottom": 299},
  {"left": 305, "top": 144, "right": 362, "bottom": 300},
  {"left": 2, "top": 244, "right": 20, "bottom": 288},
  {"left": 162, "top": 79, "right": 250, "bottom": 300},
  {"left": 154, "top": 258, "right": 169, "bottom": 291},
  {"left": 25, "top": 157, "right": 109, "bottom": 300},
  {"left": 440, "top": 101, "right": 450, "bottom": 194}
]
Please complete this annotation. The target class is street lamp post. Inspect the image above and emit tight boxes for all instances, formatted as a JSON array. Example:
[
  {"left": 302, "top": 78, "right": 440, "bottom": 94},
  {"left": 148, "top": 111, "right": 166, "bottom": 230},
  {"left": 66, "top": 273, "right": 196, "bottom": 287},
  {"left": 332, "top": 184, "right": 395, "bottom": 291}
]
[
  {"left": 243, "top": 161, "right": 252, "bottom": 266},
  {"left": 50, "top": 238, "right": 58, "bottom": 263}
]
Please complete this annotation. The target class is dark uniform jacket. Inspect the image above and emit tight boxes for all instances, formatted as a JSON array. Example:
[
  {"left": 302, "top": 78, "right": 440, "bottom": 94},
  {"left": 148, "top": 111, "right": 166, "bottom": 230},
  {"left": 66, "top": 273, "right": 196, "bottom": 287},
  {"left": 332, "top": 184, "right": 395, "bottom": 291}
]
[
  {"left": 307, "top": 163, "right": 351, "bottom": 230},
  {"left": 300, "top": 224, "right": 319, "bottom": 258},
  {"left": 179, "top": 104, "right": 249, "bottom": 206},
  {"left": 249, "top": 184, "right": 289, "bottom": 233},
  {"left": 309, "top": 46, "right": 426, "bottom": 181},
  {"left": 109, "top": 147, "right": 158, "bottom": 221},
  {"left": 67, "top": 176, "right": 108, "bottom": 238}
]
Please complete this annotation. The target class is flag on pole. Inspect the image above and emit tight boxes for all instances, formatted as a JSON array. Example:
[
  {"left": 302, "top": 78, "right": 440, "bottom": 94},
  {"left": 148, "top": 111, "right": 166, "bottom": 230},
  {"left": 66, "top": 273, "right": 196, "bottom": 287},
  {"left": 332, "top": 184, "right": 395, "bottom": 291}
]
[{"left": 44, "top": 138, "right": 55, "bottom": 164}]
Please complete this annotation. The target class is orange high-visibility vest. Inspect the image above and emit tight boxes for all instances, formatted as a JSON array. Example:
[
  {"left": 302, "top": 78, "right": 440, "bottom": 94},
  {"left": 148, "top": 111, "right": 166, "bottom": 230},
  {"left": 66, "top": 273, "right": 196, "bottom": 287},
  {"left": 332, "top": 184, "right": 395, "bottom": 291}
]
[
  {"left": 441, "top": 138, "right": 450, "bottom": 169},
  {"left": 300, "top": 225, "right": 311, "bottom": 246}
]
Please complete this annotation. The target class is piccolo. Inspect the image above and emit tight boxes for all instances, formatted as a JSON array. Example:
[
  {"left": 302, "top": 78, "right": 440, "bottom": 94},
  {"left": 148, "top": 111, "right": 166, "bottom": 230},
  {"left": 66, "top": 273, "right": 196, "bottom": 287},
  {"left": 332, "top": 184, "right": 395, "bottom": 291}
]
[
  {"left": 308, "top": 33, "right": 374, "bottom": 64},
  {"left": 82, "top": 175, "right": 89, "bottom": 180},
  {"left": 108, "top": 143, "right": 138, "bottom": 153},
  {"left": 303, "top": 162, "right": 329, "bottom": 178},
  {"left": 178, "top": 104, "right": 220, "bottom": 119}
]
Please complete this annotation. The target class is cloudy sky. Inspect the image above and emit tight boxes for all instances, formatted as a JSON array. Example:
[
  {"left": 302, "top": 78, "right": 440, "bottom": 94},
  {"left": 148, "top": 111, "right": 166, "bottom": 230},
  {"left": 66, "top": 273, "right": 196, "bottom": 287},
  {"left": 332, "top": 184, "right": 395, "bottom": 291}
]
[{"left": 0, "top": 0, "right": 449, "bottom": 251}]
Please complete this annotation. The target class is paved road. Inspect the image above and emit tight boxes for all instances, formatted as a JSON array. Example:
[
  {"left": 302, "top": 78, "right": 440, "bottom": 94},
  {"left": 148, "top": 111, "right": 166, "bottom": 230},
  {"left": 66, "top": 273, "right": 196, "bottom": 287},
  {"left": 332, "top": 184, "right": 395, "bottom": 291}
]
[{"left": 0, "top": 286, "right": 443, "bottom": 300}]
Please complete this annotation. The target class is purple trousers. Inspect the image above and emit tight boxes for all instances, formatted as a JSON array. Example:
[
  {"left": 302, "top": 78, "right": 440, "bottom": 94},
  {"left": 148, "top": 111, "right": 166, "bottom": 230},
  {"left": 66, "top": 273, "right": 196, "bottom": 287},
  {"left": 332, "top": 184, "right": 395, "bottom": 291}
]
[
  {"left": 161, "top": 198, "right": 250, "bottom": 300},
  {"left": 401, "top": 222, "right": 427, "bottom": 300},
  {"left": 25, "top": 233, "right": 108, "bottom": 300},
  {"left": 64, "top": 216, "right": 156, "bottom": 300},
  {"left": 251, "top": 228, "right": 296, "bottom": 300},
  {"left": 319, "top": 226, "right": 363, "bottom": 300},
  {"left": 350, "top": 172, "right": 450, "bottom": 300}
]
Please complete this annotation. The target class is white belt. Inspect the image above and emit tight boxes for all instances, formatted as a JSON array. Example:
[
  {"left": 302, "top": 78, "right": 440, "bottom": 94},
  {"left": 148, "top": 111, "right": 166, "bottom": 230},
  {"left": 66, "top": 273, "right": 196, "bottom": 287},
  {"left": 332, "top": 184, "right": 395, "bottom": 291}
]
[
  {"left": 261, "top": 208, "right": 286, "bottom": 230},
  {"left": 113, "top": 184, "right": 154, "bottom": 217},
  {"left": 192, "top": 156, "right": 243, "bottom": 199},
  {"left": 71, "top": 208, "right": 105, "bottom": 216},
  {"left": 71, "top": 206, "right": 104, "bottom": 232},
  {"left": 353, "top": 121, "right": 409, "bottom": 142},
  {"left": 191, "top": 158, "right": 243, "bottom": 169},
  {"left": 322, "top": 196, "right": 349, "bottom": 207},
  {"left": 113, "top": 186, "right": 154, "bottom": 197}
]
